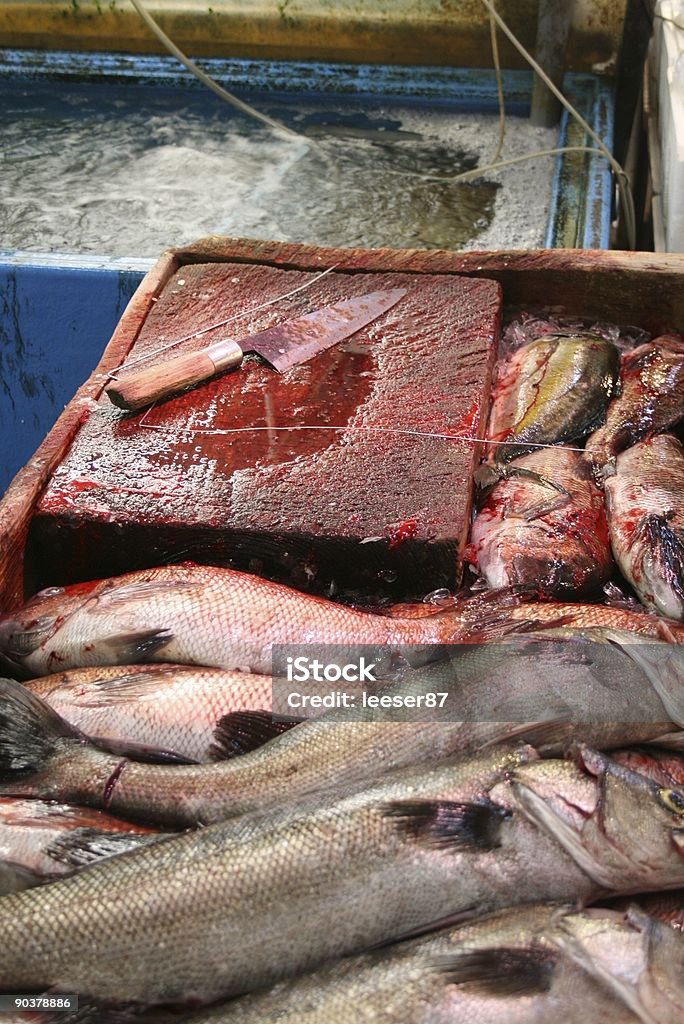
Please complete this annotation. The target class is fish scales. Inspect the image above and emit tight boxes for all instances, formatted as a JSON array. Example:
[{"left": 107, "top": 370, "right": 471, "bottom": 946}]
[
  {"left": 4, "top": 634, "right": 683, "bottom": 828},
  {"left": 467, "top": 447, "right": 612, "bottom": 597},
  {"left": 0, "top": 677, "right": 556, "bottom": 826},
  {"left": 179, "top": 903, "right": 681, "bottom": 1024},
  {"left": 605, "top": 434, "right": 684, "bottom": 620},
  {"left": 24, "top": 664, "right": 276, "bottom": 763},
  {"left": 0, "top": 563, "right": 527, "bottom": 678},
  {"left": 0, "top": 747, "right": 600, "bottom": 1005}
]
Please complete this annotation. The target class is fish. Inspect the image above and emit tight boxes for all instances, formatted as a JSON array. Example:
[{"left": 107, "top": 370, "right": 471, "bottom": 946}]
[
  {"left": 586, "top": 333, "right": 684, "bottom": 467},
  {"left": 176, "top": 903, "right": 646, "bottom": 1024},
  {"left": 0, "top": 675, "right": 562, "bottom": 827},
  {"left": 5, "top": 633, "right": 680, "bottom": 828},
  {"left": 610, "top": 746, "right": 684, "bottom": 787},
  {"left": 608, "top": 891, "right": 684, "bottom": 934},
  {"left": 504, "top": 598, "right": 684, "bottom": 642},
  {"left": 604, "top": 434, "right": 684, "bottom": 619},
  {"left": 549, "top": 904, "right": 684, "bottom": 1023},
  {"left": 466, "top": 447, "right": 612, "bottom": 597},
  {"left": 510, "top": 745, "right": 684, "bottom": 892},
  {"left": 23, "top": 664, "right": 287, "bottom": 764},
  {"left": 0, "top": 562, "right": 540, "bottom": 678},
  {"left": 177, "top": 903, "right": 684, "bottom": 1024},
  {"left": 0, "top": 745, "right": 604, "bottom": 1005},
  {"left": 406, "top": 634, "right": 683, "bottom": 746},
  {"left": 486, "top": 333, "right": 619, "bottom": 463},
  {"left": 0, "top": 797, "right": 159, "bottom": 894}
]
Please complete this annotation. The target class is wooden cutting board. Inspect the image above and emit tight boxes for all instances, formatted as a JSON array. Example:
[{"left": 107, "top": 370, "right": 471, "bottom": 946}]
[{"left": 30, "top": 260, "right": 501, "bottom": 601}]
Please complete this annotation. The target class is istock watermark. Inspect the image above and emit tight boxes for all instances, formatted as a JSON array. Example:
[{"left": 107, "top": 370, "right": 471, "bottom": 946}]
[
  {"left": 270, "top": 640, "right": 683, "bottom": 725},
  {"left": 285, "top": 655, "right": 378, "bottom": 683},
  {"left": 271, "top": 644, "right": 454, "bottom": 721}
]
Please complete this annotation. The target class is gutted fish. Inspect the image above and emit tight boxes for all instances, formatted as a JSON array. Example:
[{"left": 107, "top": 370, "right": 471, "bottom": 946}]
[
  {"left": 486, "top": 333, "right": 618, "bottom": 463},
  {"left": 0, "top": 797, "right": 159, "bottom": 894},
  {"left": 586, "top": 334, "right": 684, "bottom": 467},
  {"left": 0, "top": 746, "right": 602, "bottom": 1005},
  {"left": 605, "top": 434, "right": 684, "bottom": 619},
  {"left": 0, "top": 563, "right": 540, "bottom": 678},
  {"left": 467, "top": 447, "right": 612, "bottom": 597},
  {"left": 24, "top": 664, "right": 284, "bottom": 763}
]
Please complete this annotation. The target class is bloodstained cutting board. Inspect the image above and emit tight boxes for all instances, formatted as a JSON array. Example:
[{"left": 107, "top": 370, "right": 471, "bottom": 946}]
[{"left": 29, "top": 261, "right": 501, "bottom": 600}]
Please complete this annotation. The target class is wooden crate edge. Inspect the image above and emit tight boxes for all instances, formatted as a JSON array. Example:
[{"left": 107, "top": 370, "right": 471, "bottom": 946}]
[{"left": 0, "top": 249, "right": 179, "bottom": 609}]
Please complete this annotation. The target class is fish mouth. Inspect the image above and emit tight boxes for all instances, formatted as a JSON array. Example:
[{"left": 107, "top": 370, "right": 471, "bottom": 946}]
[{"left": 512, "top": 781, "right": 619, "bottom": 889}]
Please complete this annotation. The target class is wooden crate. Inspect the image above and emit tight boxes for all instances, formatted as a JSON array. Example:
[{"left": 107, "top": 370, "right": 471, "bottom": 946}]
[{"left": 3, "top": 239, "right": 684, "bottom": 613}]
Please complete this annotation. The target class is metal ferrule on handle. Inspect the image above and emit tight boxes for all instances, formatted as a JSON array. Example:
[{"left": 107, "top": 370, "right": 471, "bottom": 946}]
[{"left": 205, "top": 339, "right": 245, "bottom": 373}]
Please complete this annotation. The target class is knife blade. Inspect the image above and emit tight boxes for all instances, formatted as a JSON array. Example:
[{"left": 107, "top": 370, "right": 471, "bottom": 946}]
[{"left": 106, "top": 287, "right": 407, "bottom": 412}]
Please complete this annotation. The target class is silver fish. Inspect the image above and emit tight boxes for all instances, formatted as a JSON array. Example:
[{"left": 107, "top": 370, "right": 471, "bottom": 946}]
[
  {"left": 511, "top": 745, "right": 684, "bottom": 892},
  {"left": 549, "top": 904, "right": 684, "bottom": 1024},
  {"left": 605, "top": 434, "right": 684, "bottom": 619},
  {"left": 24, "top": 664, "right": 282, "bottom": 763},
  {"left": 180, "top": 903, "right": 681, "bottom": 1024},
  {"left": 0, "top": 563, "right": 538, "bottom": 678},
  {"left": 176, "top": 905, "right": 647, "bottom": 1024},
  {"left": 0, "top": 797, "right": 159, "bottom": 894},
  {"left": 0, "top": 676, "right": 554, "bottom": 827},
  {"left": 0, "top": 746, "right": 603, "bottom": 1005}
]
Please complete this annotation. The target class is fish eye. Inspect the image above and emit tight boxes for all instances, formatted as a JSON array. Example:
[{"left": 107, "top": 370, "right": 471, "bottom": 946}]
[
  {"left": 659, "top": 789, "right": 684, "bottom": 817},
  {"left": 37, "top": 586, "right": 65, "bottom": 598}
]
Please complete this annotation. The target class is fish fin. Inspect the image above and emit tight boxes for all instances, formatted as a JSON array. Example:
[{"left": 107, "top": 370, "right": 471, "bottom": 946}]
[
  {"left": 89, "top": 735, "right": 197, "bottom": 764},
  {"left": 0, "top": 678, "right": 83, "bottom": 777},
  {"left": 99, "top": 629, "right": 173, "bottom": 663},
  {"left": 461, "top": 613, "right": 576, "bottom": 643},
  {"left": 517, "top": 494, "right": 571, "bottom": 522},
  {"left": 503, "top": 465, "right": 571, "bottom": 496},
  {"left": 603, "top": 630, "right": 684, "bottom": 727},
  {"left": 1, "top": 614, "right": 57, "bottom": 658},
  {"left": 381, "top": 798, "right": 507, "bottom": 851},
  {"left": 209, "top": 711, "right": 300, "bottom": 760},
  {"left": 640, "top": 515, "right": 684, "bottom": 604},
  {"left": 46, "top": 826, "right": 158, "bottom": 868},
  {"left": 433, "top": 946, "right": 556, "bottom": 996},
  {"left": 67, "top": 669, "right": 178, "bottom": 706},
  {"left": 95, "top": 577, "right": 201, "bottom": 607}
]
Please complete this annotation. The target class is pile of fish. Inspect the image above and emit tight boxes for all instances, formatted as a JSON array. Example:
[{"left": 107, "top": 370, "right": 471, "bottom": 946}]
[
  {"left": 3, "top": 322, "right": 684, "bottom": 1021},
  {"left": 468, "top": 328, "right": 684, "bottom": 618}
]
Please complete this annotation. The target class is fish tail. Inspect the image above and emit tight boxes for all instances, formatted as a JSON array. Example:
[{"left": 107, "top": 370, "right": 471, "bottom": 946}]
[
  {"left": 602, "top": 629, "right": 684, "bottom": 728},
  {"left": 0, "top": 677, "right": 83, "bottom": 779}
]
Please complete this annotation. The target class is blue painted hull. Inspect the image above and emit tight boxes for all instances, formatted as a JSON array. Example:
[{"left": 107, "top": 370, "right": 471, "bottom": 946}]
[{"left": 0, "top": 255, "right": 147, "bottom": 495}]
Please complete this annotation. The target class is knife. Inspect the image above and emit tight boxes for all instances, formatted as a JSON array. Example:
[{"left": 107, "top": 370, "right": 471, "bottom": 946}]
[{"left": 106, "top": 287, "right": 407, "bottom": 412}]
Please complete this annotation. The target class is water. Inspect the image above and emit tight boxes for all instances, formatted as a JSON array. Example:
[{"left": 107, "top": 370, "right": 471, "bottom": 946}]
[{"left": 1, "top": 80, "right": 556, "bottom": 256}]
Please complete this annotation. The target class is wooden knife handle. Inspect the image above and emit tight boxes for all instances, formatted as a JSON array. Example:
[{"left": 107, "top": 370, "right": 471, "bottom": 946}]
[{"left": 106, "top": 340, "right": 244, "bottom": 412}]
